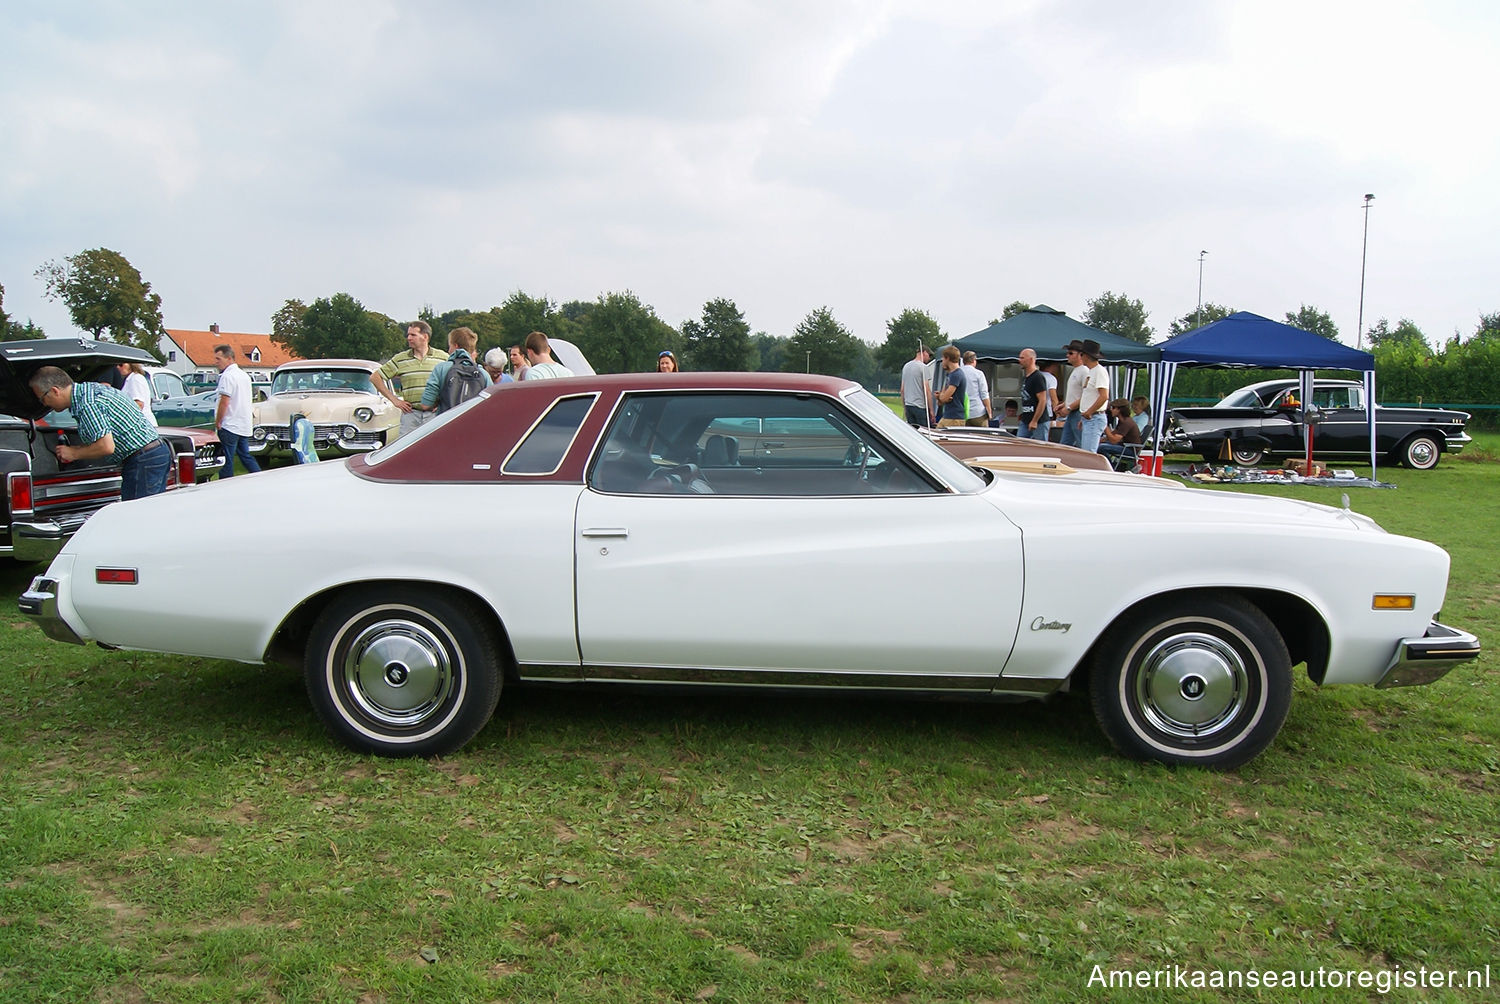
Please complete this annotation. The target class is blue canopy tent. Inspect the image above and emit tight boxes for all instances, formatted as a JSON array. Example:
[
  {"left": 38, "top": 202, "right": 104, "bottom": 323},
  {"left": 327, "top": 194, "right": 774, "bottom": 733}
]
[{"left": 1149, "top": 311, "right": 1378, "bottom": 472}]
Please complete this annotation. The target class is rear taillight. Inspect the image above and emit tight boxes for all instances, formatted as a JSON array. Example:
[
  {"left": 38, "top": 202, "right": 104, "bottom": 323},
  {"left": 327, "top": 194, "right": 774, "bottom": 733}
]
[
  {"left": 7, "top": 471, "right": 34, "bottom": 513},
  {"left": 176, "top": 452, "right": 195, "bottom": 486},
  {"left": 96, "top": 568, "right": 138, "bottom": 584}
]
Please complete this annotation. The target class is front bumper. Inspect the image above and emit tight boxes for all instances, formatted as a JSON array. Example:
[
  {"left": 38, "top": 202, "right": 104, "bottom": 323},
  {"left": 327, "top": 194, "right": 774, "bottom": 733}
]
[
  {"left": 19, "top": 574, "right": 86, "bottom": 645},
  {"left": 249, "top": 425, "right": 386, "bottom": 456},
  {"left": 1376, "top": 621, "right": 1481, "bottom": 688}
]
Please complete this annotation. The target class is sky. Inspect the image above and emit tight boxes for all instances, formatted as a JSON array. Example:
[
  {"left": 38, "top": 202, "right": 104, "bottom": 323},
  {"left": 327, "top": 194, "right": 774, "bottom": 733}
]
[{"left": 3, "top": 0, "right": 1497, "bottom": 351}]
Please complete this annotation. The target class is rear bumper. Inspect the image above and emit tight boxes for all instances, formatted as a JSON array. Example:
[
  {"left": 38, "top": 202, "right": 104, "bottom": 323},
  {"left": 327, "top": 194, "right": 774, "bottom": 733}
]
[
  {"left": 8, "top": 517, "right": 81, "bottom": 564},
  {"left": 19, "top": 574, "right": 86, "bottom": 645},
  {"left": 1377, "top": 621, "right": 1481, "bottom": 688}
]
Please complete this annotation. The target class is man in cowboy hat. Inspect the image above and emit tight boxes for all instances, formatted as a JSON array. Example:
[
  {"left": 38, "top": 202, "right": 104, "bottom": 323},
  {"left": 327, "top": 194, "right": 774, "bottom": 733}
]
[
  {"left": 1056, "top": 340, "right": 1087, "bottom": 447},
  {"left": 1073, "top": 338, "right": 1110, "bottom": 452}
]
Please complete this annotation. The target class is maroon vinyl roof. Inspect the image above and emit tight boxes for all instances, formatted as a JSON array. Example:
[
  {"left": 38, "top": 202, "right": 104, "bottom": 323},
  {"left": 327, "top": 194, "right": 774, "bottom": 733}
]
[{"left": 349, "top": 372, "right": 859, "bottom": 484}]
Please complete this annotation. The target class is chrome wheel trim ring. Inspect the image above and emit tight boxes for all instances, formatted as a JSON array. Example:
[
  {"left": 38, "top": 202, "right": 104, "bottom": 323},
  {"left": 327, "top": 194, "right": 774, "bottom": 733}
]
[
  {"left": 341, "top": 617, "right": 456, "bottom": 728},
  {"left": 1133, "top": 630, "right": 1250, "bottom": 740}
]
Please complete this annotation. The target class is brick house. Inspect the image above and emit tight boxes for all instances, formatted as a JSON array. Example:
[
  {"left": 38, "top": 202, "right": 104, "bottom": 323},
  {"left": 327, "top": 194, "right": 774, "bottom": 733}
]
[{"left": 157, "top": 324, "right": 299, "bottom": 380}]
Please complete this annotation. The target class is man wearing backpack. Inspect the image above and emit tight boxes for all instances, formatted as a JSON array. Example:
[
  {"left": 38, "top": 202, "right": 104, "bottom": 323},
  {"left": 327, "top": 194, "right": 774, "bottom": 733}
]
[{"left": 420, "top": 327, "right": 491, "bottom": 415}]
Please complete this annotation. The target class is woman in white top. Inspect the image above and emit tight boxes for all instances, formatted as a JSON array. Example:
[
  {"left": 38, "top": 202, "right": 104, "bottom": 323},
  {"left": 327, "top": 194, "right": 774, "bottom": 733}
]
[{"left": 117, "top": 362, "right": 158, "bottom": 429}]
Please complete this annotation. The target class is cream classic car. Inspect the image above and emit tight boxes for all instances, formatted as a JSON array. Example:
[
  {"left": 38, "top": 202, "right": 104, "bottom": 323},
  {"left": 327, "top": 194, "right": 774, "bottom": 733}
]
[
  {"left": 250, "top": 359, "right": 398, "bottom": 458},
  {"left": 20, "top": 373, "right": 1480, "bottom": 768}
]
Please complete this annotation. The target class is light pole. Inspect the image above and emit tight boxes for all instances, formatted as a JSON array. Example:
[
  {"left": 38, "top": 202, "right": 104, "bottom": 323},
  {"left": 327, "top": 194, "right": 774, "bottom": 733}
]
[
  {"left": 1195, "top": 250, "right": 1208, "bottom": 329},
  {"left": 805, "top": 350, "right": 811, "bottom": 374},
  {"left": 1356, "top": 194, "right": 1375, "bottom": 349}
]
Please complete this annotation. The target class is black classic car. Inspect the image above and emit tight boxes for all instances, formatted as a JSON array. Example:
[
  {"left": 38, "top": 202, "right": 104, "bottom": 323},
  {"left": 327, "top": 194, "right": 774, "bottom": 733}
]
[
  {"left": 1163, "top": 379, "right": 1471, "bottom": 469},
  {"left": 0, "top": 338, "right": 208, "bottom": 562}
]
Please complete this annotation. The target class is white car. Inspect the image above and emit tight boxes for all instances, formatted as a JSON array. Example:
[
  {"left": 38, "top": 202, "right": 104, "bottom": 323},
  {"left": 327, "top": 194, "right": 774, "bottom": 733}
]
[{"left": 20, "top": 373, "right": 1479, "bottom": 768}]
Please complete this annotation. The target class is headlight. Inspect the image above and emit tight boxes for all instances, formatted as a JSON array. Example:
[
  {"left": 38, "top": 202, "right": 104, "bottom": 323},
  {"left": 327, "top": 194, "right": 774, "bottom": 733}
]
[
  {"left": 354, "top": 407, "right": 374, "bottom": 423},
  {"left": 342, "top": 425, "right": 357, "bottom": 439},
  {"left": 252, "top": 428, "right": 266, "bottom": 440}
]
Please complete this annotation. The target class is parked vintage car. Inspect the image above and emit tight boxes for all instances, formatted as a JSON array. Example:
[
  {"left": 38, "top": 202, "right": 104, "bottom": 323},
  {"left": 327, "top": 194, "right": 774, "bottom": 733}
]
[
  {"left": 154, "top": 389, "right": 219, "bottom": 429},
  {"left": 250, "top": 359, "right": 399, "bottom": 458},
  {"left": 1164, "top": 379, "right": 1471, "bottom": 469},
  {"left": 21, "top": 373, "right": 1479, "bottom": 767},
  {"left": 0, "top": 338, "right": 205, "bottom": 562}
]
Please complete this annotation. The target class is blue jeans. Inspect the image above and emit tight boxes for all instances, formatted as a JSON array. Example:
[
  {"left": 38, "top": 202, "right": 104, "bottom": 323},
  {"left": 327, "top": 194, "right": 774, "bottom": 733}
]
[
  {"left": 1016, "top": 417, "right": 1046, "bottom": 440},
  {"left": 903, "top": 404, "right": 929, "bottom": 428},
  {"left": 1060, "top": 410, "right": 1082, "bottom": 447},
  {"left": 1080, "top": 412, "right": 1108, "bottom": 453},
  {"left": 120, "top": 440, "right": 170, "bottom": 500},
  {"left": 219, "top": 428, "right": 262, "bottom": 477}
]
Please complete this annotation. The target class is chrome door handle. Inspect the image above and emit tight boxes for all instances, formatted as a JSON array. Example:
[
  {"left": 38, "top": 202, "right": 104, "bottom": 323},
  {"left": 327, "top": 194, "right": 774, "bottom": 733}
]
[{"left": 581, "top": 527, "right": 629, "bottom": 539}]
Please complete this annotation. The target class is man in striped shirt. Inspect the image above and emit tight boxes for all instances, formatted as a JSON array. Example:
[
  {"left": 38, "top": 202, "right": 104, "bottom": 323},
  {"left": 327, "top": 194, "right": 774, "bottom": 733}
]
[{"left": 30, "top": 366, "right": 170, "bottom": 500}]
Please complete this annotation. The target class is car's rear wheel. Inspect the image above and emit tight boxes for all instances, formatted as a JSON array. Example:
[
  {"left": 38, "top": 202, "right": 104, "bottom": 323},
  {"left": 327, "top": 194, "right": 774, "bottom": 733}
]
[
  {"left": 1398, "top": 434, "right": 1441, "bottom": 470},
  {"left": 305, "top": 587, "right": 501, "bottom": 757},
  {"left": 1090, "top": 594, "right": 1291, "bottom": 768}
]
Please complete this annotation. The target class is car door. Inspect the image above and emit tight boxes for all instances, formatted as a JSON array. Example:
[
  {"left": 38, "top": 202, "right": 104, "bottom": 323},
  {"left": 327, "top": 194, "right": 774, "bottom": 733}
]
[{"left": 574, "top": 390, "right": 1025, "bottom": 688}]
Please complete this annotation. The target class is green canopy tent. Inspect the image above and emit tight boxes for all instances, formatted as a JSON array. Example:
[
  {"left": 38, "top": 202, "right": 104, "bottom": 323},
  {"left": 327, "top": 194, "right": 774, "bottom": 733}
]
[
  {"left": 951, "top": 305, "right": 1161, "bottom": 364},
  {"left": 948, "top": 305, "right": 1161, "bottom": 416}
]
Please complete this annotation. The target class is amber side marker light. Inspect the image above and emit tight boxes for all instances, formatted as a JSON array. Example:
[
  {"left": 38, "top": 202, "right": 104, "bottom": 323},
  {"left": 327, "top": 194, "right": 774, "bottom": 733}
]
[
  {"left": 96, "top": 568, "right": 139, "bottom": 585},
  {"left": 1372, "top": 594, "right": 1415, "bottom": 610}
]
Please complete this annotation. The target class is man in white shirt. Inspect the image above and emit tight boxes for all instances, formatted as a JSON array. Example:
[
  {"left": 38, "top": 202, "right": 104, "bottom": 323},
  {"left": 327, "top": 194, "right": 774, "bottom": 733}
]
[
  {"left": 213, "top": 344, "right": 261, "bottom": 477},
  {"left": 522, "top": 331, "right": 574, "bottom": 380},
  {"left": 899, "top": 345, "right": 932, "bottom": 426},
  {"left": 1056, "top": 342, "right": 1089, "bottom": 447},
  {"left": 1073, "top": 339, "right": 1111, "bottom": 452}
]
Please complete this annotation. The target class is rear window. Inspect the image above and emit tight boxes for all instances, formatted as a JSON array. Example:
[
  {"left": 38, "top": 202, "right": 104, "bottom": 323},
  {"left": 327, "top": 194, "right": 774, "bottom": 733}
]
[{"left": 502, "top": 395, "right": 597, "bottom": 475}]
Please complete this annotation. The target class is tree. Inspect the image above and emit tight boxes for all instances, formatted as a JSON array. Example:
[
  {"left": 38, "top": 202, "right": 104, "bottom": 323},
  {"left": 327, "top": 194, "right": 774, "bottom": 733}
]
[
  {"left": 875, "top": 307, "right": 944, "bottom": 374},
  {"left": 429, "top": 306, "right": 505, "bottom": 347},
  {"left": 752, "top": 332, "right": 786, "bottom": 373},
  {"left": 1168, "top": 302, "right": 1234, "bottom": 336},
  {"left": 1364, "top": 317, "right": 1428, "bottom": 352},
  {"left": 1083, "top": 291, "right": 1153, "bottom": 344},
  {"left": 270, "top": 299, "right": 308, "bottom": 355},
  {"left": 783, "top": 307, "right": 860, "bottom": 377},
  {"left": 1284, "top": 304, "right": 1338, "bottom": 340},
  {"left": 1001, "top": 300, "right": 1031, "bottom": 321},
  {"left": 277, "top": 293, "right": 399, "bottom": 360},
  {"left": 1474, "top": 312, "right": 1500, "bottom": 341},
  {"left": 576, "top": 291, "right": 677, "bottom": 373},
  {"left": 35, "top": 248, "right": 164, "bottom": 354},
  {"left": 680, "top": 297, "right": 753, "bottom": 372}
]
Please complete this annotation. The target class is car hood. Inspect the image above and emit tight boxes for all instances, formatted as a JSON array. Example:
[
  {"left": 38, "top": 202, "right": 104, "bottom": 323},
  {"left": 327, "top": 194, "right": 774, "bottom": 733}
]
[
  {"left": 256, "top": 392, "right": 387, "bottom": 423},
  {"left": 980, "top": 466, "right": 1382, "bottom": 532}
]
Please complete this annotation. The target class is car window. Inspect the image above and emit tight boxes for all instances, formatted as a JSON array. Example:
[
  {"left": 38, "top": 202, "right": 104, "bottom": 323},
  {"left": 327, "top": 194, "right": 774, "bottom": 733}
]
[
  {"left": 1312, "top": 387, "right": 1354, "bottom": 409},
  {"left": 589, "top": 392, "right": 936, "bottom": 497},
  {"left": 503, "top": 395, "right": 598, "bottom": 475},
  {"left": 151, "top": 371, "right": 186, "bottom": 399},
  {"left": 1217, "top": 388, "right": 1269, "bottom": 407}
]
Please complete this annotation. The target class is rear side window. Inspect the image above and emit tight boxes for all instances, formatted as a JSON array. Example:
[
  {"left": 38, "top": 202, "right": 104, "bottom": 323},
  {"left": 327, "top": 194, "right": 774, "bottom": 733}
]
[{"left": 503, "top": 395, "right": 597, "bottom": 475}]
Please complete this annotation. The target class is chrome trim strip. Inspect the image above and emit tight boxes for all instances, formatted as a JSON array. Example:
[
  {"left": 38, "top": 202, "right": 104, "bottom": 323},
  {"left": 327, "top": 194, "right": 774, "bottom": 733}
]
[{"left": 516, "top": 662, "right": 1060, "bottom": 695}]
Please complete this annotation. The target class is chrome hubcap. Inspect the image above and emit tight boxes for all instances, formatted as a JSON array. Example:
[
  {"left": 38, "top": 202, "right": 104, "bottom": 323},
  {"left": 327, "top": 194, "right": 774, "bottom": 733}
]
[
  {"left": 1410, "top": 441, "right": 1435, "bottom": 466},
  {"left": 341, "top": 618, "right": 454, "bottom": 727},
  {"left": 1135, "top": 631, "right": 1248, "bottom": 739}
]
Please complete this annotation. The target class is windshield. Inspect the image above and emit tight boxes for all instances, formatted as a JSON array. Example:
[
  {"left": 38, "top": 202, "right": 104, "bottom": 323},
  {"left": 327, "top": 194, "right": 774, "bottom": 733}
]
[
  {"left": 842, "top": 388, "right": 987, "bottom": 492},
  {"left": 272, "top": 369, "right": 376, "bottom": 395}
]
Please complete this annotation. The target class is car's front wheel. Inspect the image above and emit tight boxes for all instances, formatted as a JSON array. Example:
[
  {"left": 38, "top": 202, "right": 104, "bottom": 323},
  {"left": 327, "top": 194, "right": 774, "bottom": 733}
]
[
  {"left": 1090, "top": 594, "right": 1291, "bottom": 768},
  {"left": 1398, "top": 434, "right": 1441, "bottom": 470},
  {"left": 305, "top": 587, "right": 502, "bottom": 757}
]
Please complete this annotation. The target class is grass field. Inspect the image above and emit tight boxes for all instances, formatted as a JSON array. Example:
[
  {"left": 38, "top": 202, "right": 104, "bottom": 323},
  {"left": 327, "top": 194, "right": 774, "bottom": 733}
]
[{"left": 0, "top": 453, "right": 1495, "bottom": 1002}]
